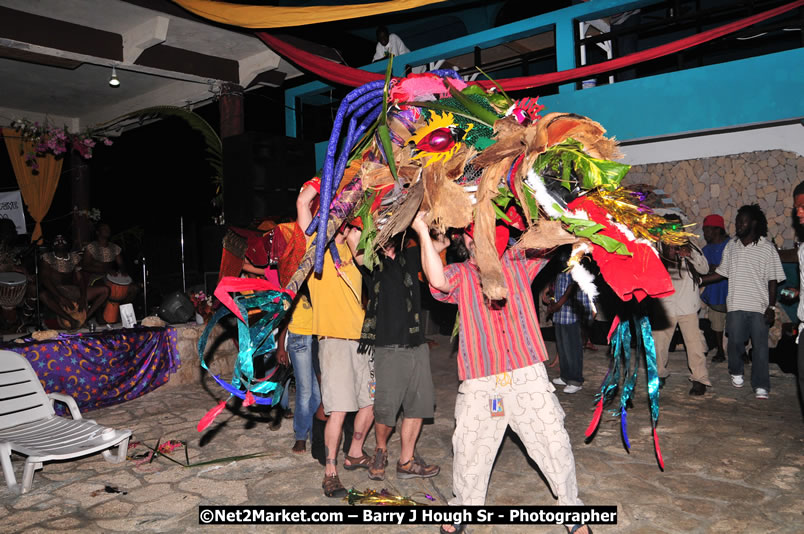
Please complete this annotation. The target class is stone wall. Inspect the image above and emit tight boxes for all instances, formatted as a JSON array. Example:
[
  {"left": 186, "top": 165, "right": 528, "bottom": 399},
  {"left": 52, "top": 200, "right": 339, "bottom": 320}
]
[
  {"left": 623, "top": 150, "right": 804, "bottom": 248},
  {"left": 168, "top": 322, "right": 239, "bottom": 387}
]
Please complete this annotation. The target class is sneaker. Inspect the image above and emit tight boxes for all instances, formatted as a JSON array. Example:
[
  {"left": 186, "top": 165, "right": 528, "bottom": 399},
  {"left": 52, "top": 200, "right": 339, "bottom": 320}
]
[
  {"left": 397, "top": 454, "right": 440, "bottom": 479},
  {"left": 689, "top": 381, "right": 707, "bottom": 396},
  {"left": 552, "top": 377, "right": 567, "bottom": 386},
  {"left": 730, "top": 375, "right": 744, "bottom": 388},
  {"left": 563, "top": 385, "right": 583, "bottom": 394},
  {"left": 368, "top": 448, "right": 388, "bottom": 481},
  {"left": 755, "top": 388, "right": 769, "bottom": 399}
]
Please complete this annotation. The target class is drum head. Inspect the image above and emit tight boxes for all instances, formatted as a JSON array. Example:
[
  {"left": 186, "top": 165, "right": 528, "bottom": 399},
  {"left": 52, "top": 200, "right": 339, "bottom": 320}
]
[
  {"left": 0, "top": 272, "right": 26, "bottom": 285},
  {"left": 106, "top": 273, "right": 132, "bottom": 285}
]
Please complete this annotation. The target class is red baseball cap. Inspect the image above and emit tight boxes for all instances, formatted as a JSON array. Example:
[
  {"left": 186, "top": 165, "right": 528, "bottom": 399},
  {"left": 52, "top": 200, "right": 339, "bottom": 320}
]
[{"left": 702, "top": 214, "right": 725, "bottom": 229}]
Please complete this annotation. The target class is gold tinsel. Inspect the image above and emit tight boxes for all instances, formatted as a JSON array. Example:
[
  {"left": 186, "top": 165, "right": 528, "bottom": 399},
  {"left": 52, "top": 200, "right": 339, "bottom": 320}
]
[{"left": 587, "top": 189, "right": 697, "bottom": 246}]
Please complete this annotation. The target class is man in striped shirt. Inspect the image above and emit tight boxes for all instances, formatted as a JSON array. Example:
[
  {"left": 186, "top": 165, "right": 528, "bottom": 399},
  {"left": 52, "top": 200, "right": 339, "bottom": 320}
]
[
  {"left": 701, "top": 204, "right": 785, "bottom": 400},
  {"left": 412, "top": 213, "right": 586, "bottom": 534}
]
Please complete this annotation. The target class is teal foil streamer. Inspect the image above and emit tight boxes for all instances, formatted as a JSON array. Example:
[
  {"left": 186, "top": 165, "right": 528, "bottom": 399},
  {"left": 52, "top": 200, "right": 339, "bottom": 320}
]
[
  {"left": 620, "top": 320, "right": 638, "bottom": 412},
  {"left": 602, "top": 321, "right": 626, "bottom": 404},
  {"left": 197, "top": 289, "right": 292, "bottom": 401},
  {"left": 639, "top": 316, "right": 661, "bottom": 423}
]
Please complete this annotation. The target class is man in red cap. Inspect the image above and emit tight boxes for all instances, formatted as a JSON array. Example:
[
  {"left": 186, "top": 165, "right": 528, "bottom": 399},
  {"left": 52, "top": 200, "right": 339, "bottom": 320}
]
[
  {"left": 412, "top": 212, "right": 588, "bottom": 534},
  {"left": 700, "top": 214, "right": 729, "bottom": 363}
]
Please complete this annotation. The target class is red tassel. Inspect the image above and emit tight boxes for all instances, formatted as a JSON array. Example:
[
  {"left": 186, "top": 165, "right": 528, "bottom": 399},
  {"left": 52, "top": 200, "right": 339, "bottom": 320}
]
[
  {"left": 197, "top": 400, "right": 227, "bottom": 432},
  {"left": 585, "top": 398, "right": 604, "bottom": 438},
  {"left": 242, "top": 391, "right": 256, "bottom": 407},
  {"left": 653, "top": 427, "right": 665, "bottom": 470}
]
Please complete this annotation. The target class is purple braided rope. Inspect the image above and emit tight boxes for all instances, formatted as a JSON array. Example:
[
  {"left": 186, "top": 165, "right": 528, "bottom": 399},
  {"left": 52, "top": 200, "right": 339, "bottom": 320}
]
[{"left": 311, "top": 81, "right": 385, "bottom": 273}]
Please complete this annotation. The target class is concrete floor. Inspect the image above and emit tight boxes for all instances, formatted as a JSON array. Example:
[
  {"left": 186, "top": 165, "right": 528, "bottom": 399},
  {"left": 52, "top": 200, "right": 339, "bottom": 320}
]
[{"left": 1, "top": 334, "right": 801, "bottom": 533}]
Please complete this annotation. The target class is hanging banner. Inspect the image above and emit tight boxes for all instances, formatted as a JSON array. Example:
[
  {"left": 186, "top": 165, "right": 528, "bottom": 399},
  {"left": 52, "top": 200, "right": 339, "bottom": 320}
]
[{"left": 0, "top": 190, "right": 26, "bottom": 235}]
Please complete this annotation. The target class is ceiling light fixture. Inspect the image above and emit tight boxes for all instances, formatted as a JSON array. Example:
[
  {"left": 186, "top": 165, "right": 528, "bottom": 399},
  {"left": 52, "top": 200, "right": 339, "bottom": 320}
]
[{"left": 109, "top": 66, "right": 120, "bottom": 88}]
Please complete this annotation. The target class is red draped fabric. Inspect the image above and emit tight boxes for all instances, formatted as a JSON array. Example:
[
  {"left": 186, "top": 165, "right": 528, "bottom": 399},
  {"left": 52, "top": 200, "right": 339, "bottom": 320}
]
[{"left": 257, "top": 0, "right": 803, "bottom": 91}]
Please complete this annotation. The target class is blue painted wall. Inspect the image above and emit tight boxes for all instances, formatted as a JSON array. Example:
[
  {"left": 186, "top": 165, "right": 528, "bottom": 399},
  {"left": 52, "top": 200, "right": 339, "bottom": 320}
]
[
  {"left": 540, "top": 47, "right": 804, "bottom": 141},
  {"left": 291, "top": 0, "right": 803, "bottom": 168}
]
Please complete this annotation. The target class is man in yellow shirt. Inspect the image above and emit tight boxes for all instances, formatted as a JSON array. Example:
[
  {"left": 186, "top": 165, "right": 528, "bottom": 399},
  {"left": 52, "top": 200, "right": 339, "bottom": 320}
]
[{"left": 296, "top": 184, "right": 374, "bottom": 498}]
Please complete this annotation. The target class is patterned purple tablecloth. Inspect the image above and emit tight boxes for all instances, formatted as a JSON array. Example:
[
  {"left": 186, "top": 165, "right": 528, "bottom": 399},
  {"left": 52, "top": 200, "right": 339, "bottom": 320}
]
[{"left": 5, "top": 327, "right": 179, "bottom": 412}]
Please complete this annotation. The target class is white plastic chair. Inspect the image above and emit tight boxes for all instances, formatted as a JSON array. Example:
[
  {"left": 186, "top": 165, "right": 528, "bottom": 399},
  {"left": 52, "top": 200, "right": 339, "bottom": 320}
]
[{"left": 0, "top": 350, "right": 131, "bottom": 494}]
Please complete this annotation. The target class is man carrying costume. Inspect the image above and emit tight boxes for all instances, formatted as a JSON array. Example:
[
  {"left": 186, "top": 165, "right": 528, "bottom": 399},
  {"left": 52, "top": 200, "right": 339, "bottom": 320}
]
[
  {"left": 349, "top": 232, "right": 441, "bottom": 482},
  {"left": 296, "top": 182, "right": 374, "bottom": 498},
  {"left": 412, "top": 213, "right": 588, "bottom": 534}
]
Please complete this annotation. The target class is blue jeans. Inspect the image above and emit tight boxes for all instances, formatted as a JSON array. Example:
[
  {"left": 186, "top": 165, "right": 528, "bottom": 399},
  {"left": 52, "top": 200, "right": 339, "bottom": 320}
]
[
  {"left": 287, "top": 332, "right": 321, "bottom": 441},
  {"left": 726, "top": 311, "right": 770, "bottom": 391},
  {"left": 554, "top": 321, "right": 584, "bottom": 386}
]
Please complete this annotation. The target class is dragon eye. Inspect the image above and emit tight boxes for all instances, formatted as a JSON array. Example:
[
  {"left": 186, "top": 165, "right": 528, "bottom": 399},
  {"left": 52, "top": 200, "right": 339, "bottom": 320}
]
[{"left": 415, "top": 128, "right": 456, "bottom": 152}]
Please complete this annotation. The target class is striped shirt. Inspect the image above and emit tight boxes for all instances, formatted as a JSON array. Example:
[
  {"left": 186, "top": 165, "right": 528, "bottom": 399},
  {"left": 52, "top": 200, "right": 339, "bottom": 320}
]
[
  {"left": 715, "top": 236, "right": 785, "bottom": 314},
  {"left": 431, "top": 249, "right": 548, "bottom": 380},
  {"left": 553, "top": 271, "right": 594, "bottom": 324}
]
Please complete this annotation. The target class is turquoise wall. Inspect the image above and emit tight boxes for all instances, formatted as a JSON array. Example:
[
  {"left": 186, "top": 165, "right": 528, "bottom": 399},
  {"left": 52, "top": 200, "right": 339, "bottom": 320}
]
[
  {"left": 540, "top": 47, "right": 804, "bottom": 141},
  {"left": 293, "top": 0, "right": 804, "bottom": 169}
]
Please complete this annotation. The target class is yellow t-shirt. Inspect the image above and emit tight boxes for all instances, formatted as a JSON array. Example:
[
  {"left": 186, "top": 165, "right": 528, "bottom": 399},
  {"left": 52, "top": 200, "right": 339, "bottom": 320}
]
[
  {"left": 287, "top": 294, "right": 313, "bottom": 336},
  {"left": 308, "top": 240, "right": 364, "bottom": 339}
]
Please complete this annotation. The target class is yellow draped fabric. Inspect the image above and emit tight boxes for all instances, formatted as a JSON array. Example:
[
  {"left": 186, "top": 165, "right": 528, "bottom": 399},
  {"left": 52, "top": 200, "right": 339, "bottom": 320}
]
[
  {"left": 172, "top": 0, "right": 446, "bottom": 28},
  {"left": 2, "top": 128, "right": 63, "bottom": 243}
]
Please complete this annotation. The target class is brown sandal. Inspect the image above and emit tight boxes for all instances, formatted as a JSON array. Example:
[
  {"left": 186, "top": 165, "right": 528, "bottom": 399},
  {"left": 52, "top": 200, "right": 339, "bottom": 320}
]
[
  {"left": 397, "top": 455, "right": 440, "bottom": 479},
  {"left": 343, "top": 450, "right": 371, "bottom": 470},
  {"left": 322, "top": 473, "right": 347, "bottom": 498}
]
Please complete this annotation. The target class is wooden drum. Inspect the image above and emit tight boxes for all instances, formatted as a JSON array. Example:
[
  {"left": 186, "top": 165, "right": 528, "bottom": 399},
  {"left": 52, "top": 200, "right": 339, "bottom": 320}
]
[{"left": 103, "top": 273, "right": 132, "bottom": 323}]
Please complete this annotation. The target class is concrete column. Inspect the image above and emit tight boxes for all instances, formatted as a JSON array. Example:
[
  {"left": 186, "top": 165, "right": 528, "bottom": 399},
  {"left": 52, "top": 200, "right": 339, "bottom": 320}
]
[{"left": 218, "top": 83, "right": 245, "bottom": 139}]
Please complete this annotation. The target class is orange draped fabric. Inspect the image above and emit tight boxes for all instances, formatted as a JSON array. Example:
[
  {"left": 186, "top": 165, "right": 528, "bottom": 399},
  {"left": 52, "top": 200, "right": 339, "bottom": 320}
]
[
  {"left": 171, "top": 0, "right": 446, "bottom": 29},
  {"left": 2, "top": 128, "right": 63, "bottom": 243}
]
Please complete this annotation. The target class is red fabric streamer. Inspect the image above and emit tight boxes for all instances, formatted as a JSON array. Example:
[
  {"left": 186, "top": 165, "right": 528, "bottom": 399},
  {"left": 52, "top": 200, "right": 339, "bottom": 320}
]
[
  {"left": 653, "top": 426, "right": 665, "bottom": 470},
  {"left": 242, "top": 391, "right": 256, "bottom": 407},
  {"left": 197, "top": 399, "right": 228, "bottom": 432},
  {"left": 585, "top": 398, "right": 604, "bottom": 438},
  {"left": 214, "top": 276, "right": 294, "bottom": 322},
  {"left": 257, "top": 1, "right": 803, "bottom": 91},
  {"left": 567, "top": 196, "right": 674, "bottom": 302}
]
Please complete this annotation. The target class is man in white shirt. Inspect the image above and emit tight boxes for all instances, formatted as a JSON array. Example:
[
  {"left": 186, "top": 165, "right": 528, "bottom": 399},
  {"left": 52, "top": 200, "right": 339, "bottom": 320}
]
[
  {"left": 701, "top": 204, "right": 786, "bottom": 400},
  {"left": 653, "top": 227, "right": 711, "bottom": 396},
  {"left": 373, "top": 26, "right": 425, "bottom": 73}
]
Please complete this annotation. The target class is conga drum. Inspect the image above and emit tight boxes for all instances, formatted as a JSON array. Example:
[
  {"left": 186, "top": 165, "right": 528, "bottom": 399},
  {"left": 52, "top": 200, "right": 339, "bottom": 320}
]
[
  {"left": 103, "top": 273, "right": 132, "bottom": 323},
  {"left": 0, "top": 272, "right": 26, "bottom": 324}
]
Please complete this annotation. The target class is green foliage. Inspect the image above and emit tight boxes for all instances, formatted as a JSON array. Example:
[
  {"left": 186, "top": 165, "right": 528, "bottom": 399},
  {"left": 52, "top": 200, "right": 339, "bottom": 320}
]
[
  {"left": 533, "top": 138, "right": 629, "bottom": 192},
  {"left": 448, "top": 85, "right": 501, "bottom": 128},
  {"left": 560, "top": 214, "right": 632, "bottom": 256},
  {"left": 379, "top": 58, "right": 398, "bottom": 181},
  {"left": 353, "top": 190, "right": 380, "bottom": 270}
]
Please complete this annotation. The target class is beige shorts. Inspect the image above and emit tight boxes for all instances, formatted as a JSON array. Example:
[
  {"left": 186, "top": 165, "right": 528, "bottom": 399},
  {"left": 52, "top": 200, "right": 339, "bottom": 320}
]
[
  {"left": 319, "top": 337, "right": 374, "bottom": 414},
  {"left": 707, "top": 304, "right": 727, "bottom": 332}
]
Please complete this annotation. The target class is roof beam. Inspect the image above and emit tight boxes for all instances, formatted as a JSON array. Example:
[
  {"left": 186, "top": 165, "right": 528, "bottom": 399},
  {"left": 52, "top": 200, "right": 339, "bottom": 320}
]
[
  {"left": 122, "top": 15, "right": 170, "bottom": 64},
  {"left": 0, "top": 6, "right": 122, "bottom": 61},
  {"left": 134, "top": 44, "right": 239, "bottom": 83}
]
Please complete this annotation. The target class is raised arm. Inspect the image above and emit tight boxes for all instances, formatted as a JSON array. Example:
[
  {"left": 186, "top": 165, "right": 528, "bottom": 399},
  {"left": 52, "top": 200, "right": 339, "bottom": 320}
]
[
  {"left": 296, "top": 181, "right": 319, "bottom": 234},
  {"left": 344, "top": 225, "right": 364, "bottom": 266},
  {"left": 411, "top": 212, "right": 450, "bottom": 292}
]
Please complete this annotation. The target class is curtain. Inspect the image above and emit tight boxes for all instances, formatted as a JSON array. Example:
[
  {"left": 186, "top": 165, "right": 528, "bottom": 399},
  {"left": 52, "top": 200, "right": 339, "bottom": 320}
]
[
  {"left": 172, "top": 0, "right": 446, "bottom": 29},
  {"left": 2, "top": 128, "right": 63, "bottom": 243},
  {"left": 257, "top": 0, "right": 803, "bottom": 91}
]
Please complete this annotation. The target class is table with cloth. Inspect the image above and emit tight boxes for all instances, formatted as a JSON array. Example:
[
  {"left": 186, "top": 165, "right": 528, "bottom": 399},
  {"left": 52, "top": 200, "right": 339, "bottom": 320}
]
[{"left": 4, "top": 327, "right": 179, "bottom": 412}]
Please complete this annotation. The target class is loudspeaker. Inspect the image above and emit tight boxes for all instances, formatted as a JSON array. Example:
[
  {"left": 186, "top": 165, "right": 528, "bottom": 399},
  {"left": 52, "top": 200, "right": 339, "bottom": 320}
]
[
  {"left": 223, "top": 133, "right": 315, "bottom": 226},
  {"left": 157, "top": 291, "right": 195, "bottom": 324}
]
